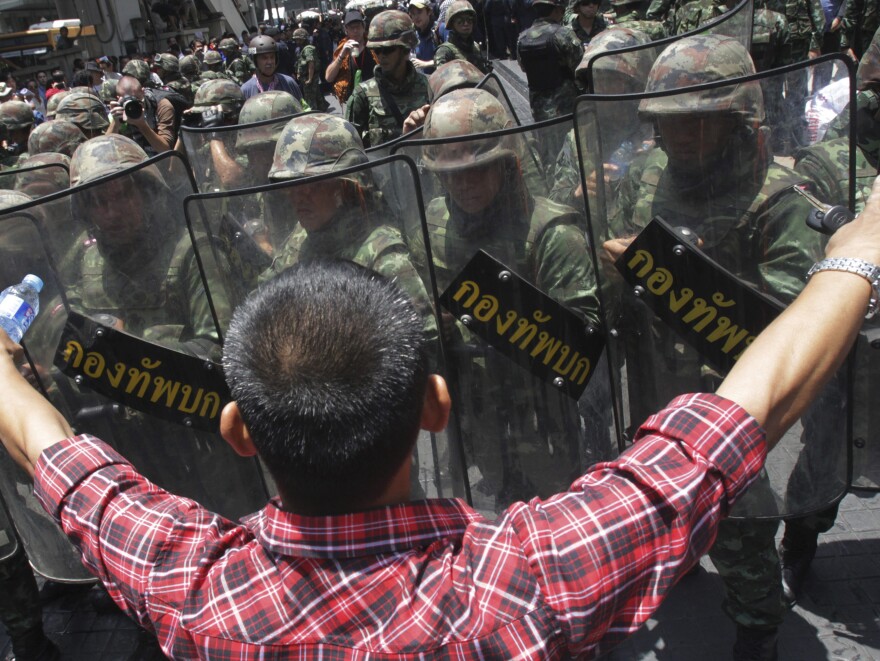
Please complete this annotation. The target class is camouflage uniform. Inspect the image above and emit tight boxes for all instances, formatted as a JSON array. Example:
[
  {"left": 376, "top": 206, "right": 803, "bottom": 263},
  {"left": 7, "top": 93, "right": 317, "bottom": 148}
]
[
  {"left": 0, "top": 100, "right": 34, "bottom": 168},
  {"left": 427, "top": 59, "right": 484, "bottom": 99},
  {"left": 842, "top": 0, "right": 880, "bottom": 58},
  {"left": 294, "top": 30, "right": 329, "bottom": 111},
  {"left": 345, "top": 11, "right": 430, "bottom": 148},
  {"left": 613, "top": 35, "right": 823, "bottom": 643},
  {"left": 179, "top": 54, "right": 204, "bottom": 99},
  {"left": 14, "top": 152, "right": 71, "bottom": 197},
  {"left": 516, "top": 6, "right": 584, "bottom": 121},
  {"left": 609, "top": 0, "right": 667, "bottom": 40},
  {"left": 219, "top": 38, "right": 256, "bottom": 86},
  {"left": 434, "top": 1, "right": 494, "bottom": 73},
  {"left": 751, "top": 8, "right": 789, "bottom": 72},
  {"left": 54, "top": 91, "right": 110, "bottom": 137},
  {"left": 122, "top": 59, "right": 157, "bottom": 88},
  {"left": 45, "top": 90, "right": 69, "bottom": 120},
  {"left": 669, "top": 0, "right": 727, "bottom": 34},
  {"left": 201, "top": 50, "right": 234, "bottom": 83},
  {"left": 154, "top": 53, "right": 195, "bottom": 105},
  {"left": 421, "top": 89, "right": 601, "bottom": 507}
]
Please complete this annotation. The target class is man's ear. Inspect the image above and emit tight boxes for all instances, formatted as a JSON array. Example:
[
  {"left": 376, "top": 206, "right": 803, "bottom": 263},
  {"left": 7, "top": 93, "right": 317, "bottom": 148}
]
[
  {"left": 420, "top": 374, "right": 451, "bottom": 433},
  {"left": 220, "top": 401, "right": 258, "bottom": 457}
]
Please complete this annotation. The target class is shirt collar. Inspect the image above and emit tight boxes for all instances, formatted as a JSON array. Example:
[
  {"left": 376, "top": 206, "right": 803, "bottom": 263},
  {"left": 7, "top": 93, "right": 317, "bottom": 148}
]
[{"left": 244, "top": 497, "right": 484, "bottom": 559}]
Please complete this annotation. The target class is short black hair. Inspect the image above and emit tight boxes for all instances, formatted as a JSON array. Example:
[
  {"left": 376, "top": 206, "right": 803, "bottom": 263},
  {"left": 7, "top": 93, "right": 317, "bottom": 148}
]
[
  {"left": 534, "top": 4, "right": 555, "bottom": 17},
  {"left": 223, "top": 260, "right": 429, "bottom": 509}
]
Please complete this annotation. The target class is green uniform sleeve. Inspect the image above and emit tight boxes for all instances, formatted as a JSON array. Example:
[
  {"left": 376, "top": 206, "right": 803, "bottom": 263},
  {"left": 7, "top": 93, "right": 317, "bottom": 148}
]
[
  {"left": 345, "top": 84, "right": 370, "bottom": 141},
  {"left": 372, "top": 246, "right": 440, "bottom": 345}
]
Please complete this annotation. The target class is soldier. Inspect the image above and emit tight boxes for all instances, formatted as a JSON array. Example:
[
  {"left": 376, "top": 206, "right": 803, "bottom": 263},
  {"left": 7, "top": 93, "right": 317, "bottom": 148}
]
[
  {"left": 219, "top": 38, "right": 256, "bottom": 86},
  {"left": 434, "top": 1, "right": 494, "bottom": 73},
  {"left": 153, "top": 53, "right": 195, "bottom": 105},
  {"left": 0, "top": 100, "right": 35, "bottom": 168},
  {"left": 53, "top": 91, "right": 109, "bottom": 139},
  {"left": 841, "top": 0, "right": 880, "bottom": 59},
  {"left": 14, "top": 152, "right": 71, "bottom": 198},
  {"left": 606, "top": 34, "right": 823, "bottom": 660},
  {"left": 201, "top": 49, "right": 233, "bottom": 81},
  {"left": 608, "top": 0, "right": 666, "bottom": 40},
  {"left": 668, "top": 0, "right": 727, "bottom": 34},
  {"left": 241, "top": 35, "right": 303, "bottom": 102},
  {"left": 517, "top": 0, "right": 584, "bottom": 122},
  {"left": 0, "top": 189, "right": 61, "bottom": 661},
  {"left": 26, "top": 119, "right": 85, "bottom": 157},
  {"left": 345, "top": 11, "right": 430, "bottom": 148},
  {"left": 293, "top": 28, "right": 329, "bottom": 111},
  {"left": 179, "top": 54, "right": 204, "bottom": 99},
  {"left": 121, "top": 58, "right": 158, "bottom": 89},
  {"left": 420, "top": 88, "right": 601, "bottom": 508},
  {"left": 568, "top": 0, "right": 607, "bottom": 45},
  {"left": 751, "top": 7, "right": 789, "bottom": 73},
  {"left": 180, "top": 79, "right": 246, "bottom": 184},
  {"left": 44, "top": 90, "right": 68, "bottom": 120},
  {"left": 265, "top": 113, "right": 436, "bottom": 344}
]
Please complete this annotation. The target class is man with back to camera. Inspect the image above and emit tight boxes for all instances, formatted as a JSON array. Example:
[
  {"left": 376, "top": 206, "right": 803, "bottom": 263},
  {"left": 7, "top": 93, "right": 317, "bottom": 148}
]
[{"left": 2, "top": 183, "right": 880, "bottom": 656}]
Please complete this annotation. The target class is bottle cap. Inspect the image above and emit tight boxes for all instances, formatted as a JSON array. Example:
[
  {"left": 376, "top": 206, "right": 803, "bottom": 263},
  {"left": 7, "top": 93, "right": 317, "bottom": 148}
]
[{"left": 23, "top": 274, "right": 44, "bottom": 293}]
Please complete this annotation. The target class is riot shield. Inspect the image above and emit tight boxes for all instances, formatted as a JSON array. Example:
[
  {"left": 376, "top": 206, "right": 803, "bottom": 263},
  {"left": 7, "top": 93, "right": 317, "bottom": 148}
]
[
  {"left": 393, "top": 117, "right": 617, "bottom": 515},
  {"left": 0, "top": 161, "right": 70, "bottom": 199},
  {"left": 586, "top": 0, "right": 753, "bottom": 94},
  {"left": 0, "top": 151, "right": 271, "bottom": 583},
  {"left": 574, "top": 55, "right": 855, "bottom": 518},
  {"left": 180, "top": 112, "right": 308, "bottom": 193},
  {"left": 184, "top": 155, "right": 469, "bottom": 502}
]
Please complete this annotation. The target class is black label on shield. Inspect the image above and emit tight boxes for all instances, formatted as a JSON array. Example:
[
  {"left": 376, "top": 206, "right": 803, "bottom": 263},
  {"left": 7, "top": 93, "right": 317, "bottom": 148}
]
[
  {"left": 440, "top": 250, "right": 604, "bottom": 400},
  {"left": 616, "top": 216, "right": 784, "bottom": 373},
  {"left": 54, "top": 311, "right": 230, "bottom": 432}
]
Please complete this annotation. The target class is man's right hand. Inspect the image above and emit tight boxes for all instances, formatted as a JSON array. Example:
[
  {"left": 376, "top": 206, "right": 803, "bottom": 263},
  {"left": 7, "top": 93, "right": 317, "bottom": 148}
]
[{"left": 0, "top": 328, "right": 23, "bottom": 365}]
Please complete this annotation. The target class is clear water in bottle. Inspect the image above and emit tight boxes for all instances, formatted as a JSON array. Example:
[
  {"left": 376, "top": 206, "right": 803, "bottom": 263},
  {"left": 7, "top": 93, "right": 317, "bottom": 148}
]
[{"left": 0, "top": 274, "right": 44, "bottom": 342}]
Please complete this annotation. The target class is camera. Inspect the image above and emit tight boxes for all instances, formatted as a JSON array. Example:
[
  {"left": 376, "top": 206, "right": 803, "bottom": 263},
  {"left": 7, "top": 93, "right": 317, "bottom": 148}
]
[
  {"left": 182, "top": 107, "right": 226, "bottom": 128},
  {"left": 120, "top": 95, "right": 143, "bottom": 120}
]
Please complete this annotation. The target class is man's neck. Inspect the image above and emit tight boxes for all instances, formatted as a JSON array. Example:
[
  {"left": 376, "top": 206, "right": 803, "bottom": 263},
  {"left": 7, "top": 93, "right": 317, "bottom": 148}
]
[{"left": 256, "top": 71, "right": 276, "bottom": 85}]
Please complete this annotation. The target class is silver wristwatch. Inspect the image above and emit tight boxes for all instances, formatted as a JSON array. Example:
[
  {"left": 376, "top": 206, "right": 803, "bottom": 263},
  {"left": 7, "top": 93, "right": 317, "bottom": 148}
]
[{"left": 807, "top": 257, "right": 880, "bottom": 319}]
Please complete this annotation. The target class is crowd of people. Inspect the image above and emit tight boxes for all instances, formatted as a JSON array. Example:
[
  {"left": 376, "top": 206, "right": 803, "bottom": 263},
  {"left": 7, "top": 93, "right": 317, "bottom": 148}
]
[{"left": 0, "top": 1, "right": 879, "bottom": 660}]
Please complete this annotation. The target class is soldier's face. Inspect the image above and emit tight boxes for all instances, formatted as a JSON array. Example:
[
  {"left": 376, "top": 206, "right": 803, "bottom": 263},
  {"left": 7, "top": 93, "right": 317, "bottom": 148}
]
[
  {"left": 440, "top": 161, "right": 504, "bottom": 213},
  {"left": 87, "top": 178, "right": 145, "bottom": 246},
  {"left": 452, "top": 16, "right": 474, "bottom": 37},
  {"left": 374, "top": 47, "right": 408, "bottom": 75},
  {"left": 578, "top": 0, "right": 599, "bottom": 17},
  {"left": 656, "top": 115, "right": 738, "bottom": 171},
  {"left": 282, "top": 178, "right": 342, "bottom": 232}
]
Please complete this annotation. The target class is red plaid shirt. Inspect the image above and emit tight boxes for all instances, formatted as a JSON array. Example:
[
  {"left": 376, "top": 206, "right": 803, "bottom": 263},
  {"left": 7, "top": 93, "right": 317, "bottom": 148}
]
[{"left": 35, "top": 393, "right": 765, "bottom": 659}]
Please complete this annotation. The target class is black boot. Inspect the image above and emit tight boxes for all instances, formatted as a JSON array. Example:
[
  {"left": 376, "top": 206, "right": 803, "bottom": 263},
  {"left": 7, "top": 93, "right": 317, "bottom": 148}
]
[
  {"left": 779, "top": 529, "right": 819, "bottom": 608},
  {"left": 733, "top": 625, "right": 778, "bottom": 661}
]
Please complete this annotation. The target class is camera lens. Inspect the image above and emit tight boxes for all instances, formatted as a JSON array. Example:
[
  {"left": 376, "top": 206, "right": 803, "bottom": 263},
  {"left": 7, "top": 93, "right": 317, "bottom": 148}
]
[{"left": 121, "top": 95, "right": 143, "bottom": 120}]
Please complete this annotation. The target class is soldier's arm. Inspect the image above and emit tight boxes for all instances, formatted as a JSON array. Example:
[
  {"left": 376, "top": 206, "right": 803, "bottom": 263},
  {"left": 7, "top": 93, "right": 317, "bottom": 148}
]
[
  {"left": 372, "top": 247, "right": 440, "bottom": 345},
  {"left": 808, "top": 0, "right": 825, "bottom": 52},
  {"left": 344, "top": 85, "right": 370, "bottom": 145},
  {"left": 433, "top": 44, "right": 453, "bottom": 67}
]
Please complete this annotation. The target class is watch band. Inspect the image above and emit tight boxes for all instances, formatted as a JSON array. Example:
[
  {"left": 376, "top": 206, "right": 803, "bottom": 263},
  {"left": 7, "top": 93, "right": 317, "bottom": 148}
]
[{"left": 807, "top": 257, "right": 880, "bottom": 319}]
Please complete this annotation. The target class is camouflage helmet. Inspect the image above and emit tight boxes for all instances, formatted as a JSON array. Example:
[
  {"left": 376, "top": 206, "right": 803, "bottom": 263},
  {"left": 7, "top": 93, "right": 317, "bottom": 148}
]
[
  {"left": 179, "top": 54, "right": 201, "bottom": 79},
  {"left": 55, "top": 91, "right": 110, "bottom": 133},
  {"left": 576, "top": 27, "right": 652, "bottom": 89},
  {"left": 858, "top": 26, "right": 880, "bottom": 91},
  {"left": 421, "top": 88, "right": 517, "bottom": 171},
  {"left": 98, "top": 78, "right": 118, "bottom": 103},
  {"left": 122, "top": 59, "right": 152, "bottom": 86},
  {"left": 428, "top": 60, "right": 484, "bottom": 100},
  {"left": 249, "top": 35, "right": 277, "bottom": 55},
  {"left": 154, "top": 53, "right": 180, "bottom": 73},
  {"left": 204, "top": 50, "right": 223, "bottom": 66},
  {"left": 15, "top": 152, "right": 71, "bottom": 196},
  {"left": 0, "top": 189, "right": 32, "bottom": 211},
  {"left": 218, "top": 37, "right": 239, "bottom": 52},
  {"left": 236, "top": 91, "right": 304, "bottom": 151},
  {"left": 268, "top": 113, "right": 367, "bottom": 181},
  {"left": 532, "top": 0, "right": 564, "bottom": 7},
  {"left": 446, "top": 0, "right": 477, "bottom": 25},
  {"left": 639, "top": 34, "right": 764, "bottom": 124},
  {"left": 0, "top": 101, "right": 34, "bottom": 130},
  {"left": 69, "top": 134, "right": 148, "bottom": 186},
  {"left": 27, "top": 120, "right": 87, "bottom": 157},
  {"left": 367, "top": 10, "right": 418, "bottom": 49},
  {"left": 45, "top": 90, "right": 69, "bottom": 119},
  {"left": 193, "top": 78, "right": 245, "bottom": 111},
  {"left": 293, "top": 28, "right": 309, "bottom": 40}
]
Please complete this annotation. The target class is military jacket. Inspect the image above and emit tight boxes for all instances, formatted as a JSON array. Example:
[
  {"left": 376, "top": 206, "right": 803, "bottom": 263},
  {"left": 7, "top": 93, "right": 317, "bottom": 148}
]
[
  {"left": 567, "top": 13, "right": 608, "bottom": 45},
  {"left": 345, "top": 64, "right": 430, "bottom": 148},
  {"left": 296, "top": 44, "right": 327, "bottom": 111},
  {"left": 434, "top": 34, "right": 494, "bottom": 74},
  {"left": 517, "top": 18, "right": 584, "bottom": 121},
  {"left": 796, "top": 137, "right": 875, "bottom": 214},
  {"left": 611, "top": 9, "right": 667, "bottom": 40},
  {"left": 226, "top": 55, "right": 256, "bottom": 86},
  {"left": 842, "top": 0, "right": 880, "bottom": 52},
  {"left": 671, "top": 0, "right": 727, "bottom": 35},
  {"left": 763, "top": 0, "right": 824, "bottom": 50}
]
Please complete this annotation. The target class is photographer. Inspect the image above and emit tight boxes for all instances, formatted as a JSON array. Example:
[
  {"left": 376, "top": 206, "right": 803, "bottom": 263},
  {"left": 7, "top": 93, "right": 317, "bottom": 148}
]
[{"left": 106, "top": 75, "right": 179, "bottom": 154}]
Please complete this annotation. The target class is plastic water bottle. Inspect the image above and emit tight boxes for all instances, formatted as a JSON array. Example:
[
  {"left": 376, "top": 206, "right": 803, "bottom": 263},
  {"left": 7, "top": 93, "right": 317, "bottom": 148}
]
[
  {"left": 606, "top": 140, "right": 634, "bottom": 182},
  {"left": 0, "top": 274, "right": 43, "bottom": 342}
]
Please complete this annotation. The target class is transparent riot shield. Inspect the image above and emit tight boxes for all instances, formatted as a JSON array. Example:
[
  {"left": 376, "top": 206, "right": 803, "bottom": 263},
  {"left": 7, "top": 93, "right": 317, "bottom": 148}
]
[
  {"left": 0, "top": 161, "right": 70, "bottom": 199},
  {"left": 0, "top": 152, "right": 270, "bottom": 580},
  {"left": 393, "top": 118, "right": 617, "bottom": 515},
  {"left": 184, "top": 155, "right": 469, "bottom": 502},
  {"left": 180, "top": 112, "right": 308, "bottom": 193},
  {"left": 586, "top": 0, "right": 753, "bottom": 94},
  {"left": 574, "top": 55, "right": 855, "bottom": 518}
]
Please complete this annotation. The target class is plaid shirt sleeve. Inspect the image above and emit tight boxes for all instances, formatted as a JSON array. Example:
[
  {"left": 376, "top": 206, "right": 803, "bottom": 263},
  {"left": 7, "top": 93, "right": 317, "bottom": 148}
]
[
  {"left": 505, "top": 392, "right": 766, "bottom": 658},
  {"left": 33, "top": 436, "right": 248, "bottom": 632}
]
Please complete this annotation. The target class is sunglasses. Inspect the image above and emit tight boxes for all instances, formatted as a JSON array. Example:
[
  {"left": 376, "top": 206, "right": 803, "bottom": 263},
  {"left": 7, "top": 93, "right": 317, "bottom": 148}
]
[{"left": 372, "top": 46, "right": 399, "bottom": 55}]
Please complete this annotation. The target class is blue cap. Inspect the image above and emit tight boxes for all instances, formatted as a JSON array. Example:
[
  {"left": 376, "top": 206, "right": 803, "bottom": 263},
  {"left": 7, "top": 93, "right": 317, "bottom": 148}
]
[{"left": 23, "top": 274, "right": 43, "bottom": 293}]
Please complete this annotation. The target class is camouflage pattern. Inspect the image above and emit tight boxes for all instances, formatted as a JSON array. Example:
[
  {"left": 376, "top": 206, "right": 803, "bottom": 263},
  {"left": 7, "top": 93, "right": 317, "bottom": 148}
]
[
  {"left": 98, "top": 78, "right": 118, "bottom": 103},
  {"left": 193, "top": 78, "right": 245, "bottom": 115},
  {"left": 296, "top": 43, "right": 330, "bottom": 111},
  {"left": 858, "top": 25, "right": 880, "bottom": 91},
  {"left": 122, "top": 59, "right": 154, "bottom": 87},
  {"left": 204, "top": 50, "right": 224, "bottom": 67},
  {"left": 434, "top": 20, "right": 493, "bottom": 74},
  {"left": 219, "top": 38, "right": 256, "bottom": 85},
  {"left": 428, "top": 60, "right": 484, "bottom": 100},
  {"left": 764, "top": 0, "right": 824, "bottom": 54},
  {"left": 0, "top": 100, "right": 34, "bottom": 130},
  {"left": 843, "top": 1, "right": 880, "bottom": 56},
  {"left": 236, "top": 91, "right": 304, "bottom": 153},
  {"left": 345, "top": 62, "right": 430, "bottom": 147},
  {"left": 751, "top": 8, "right": 788, "bottom": 72},
  {"left": 367, "top": 10, "right": 419, "bottom": 49},
  {"left": 0, "top": 189, "right": 32, "bottom": 209},
  {"left": 670, "top": 0, "right": 727, "bottom": 35},
  {"left": 54, "top": 91, "right": 110, "bottom": 134},
  {"left": 179, "top": 54, "right": 201, "bottom": 80},
  {"left": 446, "top": 0, "right": 477, "bottom": 25},
  {"left": 45, "top": 90, "right": 69, "bottom": 119},
  {"left": 516, "top": 18, "right": 584, "bottom": 121},
  {"left": 575, "top": 25, "right": 652, "bottom": 89},
  {"left": 154, "top": 52, "right": 181, "bottom": 74},
  {"left": 69, "top": 134, "right": 150, "bottom": 186},
  {"left": 269, "top": 113, "right": 367, "bottom": 181},
  {"left": 14, "top": 152, "right": 71, "bottom": 197},
  {"left": 610, "top": 5, "right": 667, "bottom": 40}
]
